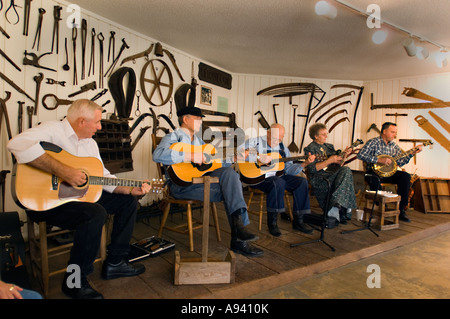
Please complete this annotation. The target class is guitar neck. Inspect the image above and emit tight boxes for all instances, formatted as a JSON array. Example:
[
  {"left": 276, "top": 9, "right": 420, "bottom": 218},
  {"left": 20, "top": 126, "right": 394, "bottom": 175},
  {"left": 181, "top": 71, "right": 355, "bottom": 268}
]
[
  {"left": 89, "top": 176, "right": 144, "bottom": 188},
  {"left": 393, "top": 145, "right": 423, "bottom": 161},
  {"left": 273, "top": 155, "right": 308, "bottom": 163}
]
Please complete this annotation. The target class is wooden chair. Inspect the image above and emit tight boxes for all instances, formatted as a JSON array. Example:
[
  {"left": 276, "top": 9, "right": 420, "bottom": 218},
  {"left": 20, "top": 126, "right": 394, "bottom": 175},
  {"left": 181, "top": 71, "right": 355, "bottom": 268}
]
[
  {"left": 151, "top": 134, "right": 221, "bottom": 252},
  {"left": 246, "top": 187, "right": 293, "bottom": 231},
  {"left": 27, "top": 214, "right": 106, "bottom": 297}
]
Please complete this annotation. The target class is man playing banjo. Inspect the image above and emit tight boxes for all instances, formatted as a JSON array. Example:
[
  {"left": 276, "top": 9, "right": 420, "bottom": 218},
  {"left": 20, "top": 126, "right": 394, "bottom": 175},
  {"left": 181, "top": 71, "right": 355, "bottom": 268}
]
[{"left": 357, "top": 122, "right": 423, "bottom": 222}]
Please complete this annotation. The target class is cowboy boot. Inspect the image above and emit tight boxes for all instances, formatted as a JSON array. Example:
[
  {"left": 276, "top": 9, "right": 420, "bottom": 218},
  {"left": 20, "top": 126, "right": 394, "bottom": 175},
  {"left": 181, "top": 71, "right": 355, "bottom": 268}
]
[
  {"left": 267, "top": 212, "right": 281, "bottom": 237},
  {"left": 292, "top": 211, "right": 313, "bottom": 234}
]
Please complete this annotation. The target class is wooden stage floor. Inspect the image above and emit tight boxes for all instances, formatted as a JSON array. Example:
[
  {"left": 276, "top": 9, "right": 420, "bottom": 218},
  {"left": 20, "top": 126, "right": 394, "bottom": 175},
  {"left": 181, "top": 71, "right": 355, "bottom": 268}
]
[{"left": 42, "top": 191, "right": 450, "bottom": 299}]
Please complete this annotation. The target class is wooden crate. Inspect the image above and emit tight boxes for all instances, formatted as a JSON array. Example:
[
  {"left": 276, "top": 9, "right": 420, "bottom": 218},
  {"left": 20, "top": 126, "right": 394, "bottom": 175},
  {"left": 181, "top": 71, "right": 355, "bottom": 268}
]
[{"left": 414, "top": 178, "right": 450, "bottom": 214}]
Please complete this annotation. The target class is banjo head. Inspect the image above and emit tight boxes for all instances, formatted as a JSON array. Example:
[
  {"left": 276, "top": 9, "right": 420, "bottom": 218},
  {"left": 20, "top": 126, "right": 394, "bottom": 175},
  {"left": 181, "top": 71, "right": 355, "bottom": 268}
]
[{"left": 372, "top": 155, "right": 397, "bottom": 177}]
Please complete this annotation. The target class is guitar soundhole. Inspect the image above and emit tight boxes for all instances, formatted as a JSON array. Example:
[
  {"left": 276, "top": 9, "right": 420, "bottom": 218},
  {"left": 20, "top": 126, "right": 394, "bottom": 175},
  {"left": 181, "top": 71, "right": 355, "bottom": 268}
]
[{"left": 192, "top": 162, "right": 213, "bottom": 172}]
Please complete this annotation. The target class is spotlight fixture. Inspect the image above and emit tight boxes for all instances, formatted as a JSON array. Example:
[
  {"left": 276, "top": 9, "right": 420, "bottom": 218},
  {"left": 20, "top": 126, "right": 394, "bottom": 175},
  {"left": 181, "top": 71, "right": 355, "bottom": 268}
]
[
  {"left": 415, "top": 46, "right": 429, "bottom": 60},
  {"left": 315, "top": 1, "right": 337, "bottom": 20},
  {"left": 401, "top": 38, "right": 417, "bottom": 57},
  {"left": 435, "top": 50, "right": 448, "bottom": 68}
]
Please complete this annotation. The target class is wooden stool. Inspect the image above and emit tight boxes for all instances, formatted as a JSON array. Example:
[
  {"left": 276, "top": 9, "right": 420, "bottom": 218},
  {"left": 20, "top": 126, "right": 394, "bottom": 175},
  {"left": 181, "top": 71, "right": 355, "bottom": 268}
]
[
  {"left": 364, "top": 192, "right": 400, "bottom": 230},
  {"left": 27, "top": 216, "right": 106, "bottom": 297},
  {"left": 247, "top": 188, "right": 293, "bottom": 231}
]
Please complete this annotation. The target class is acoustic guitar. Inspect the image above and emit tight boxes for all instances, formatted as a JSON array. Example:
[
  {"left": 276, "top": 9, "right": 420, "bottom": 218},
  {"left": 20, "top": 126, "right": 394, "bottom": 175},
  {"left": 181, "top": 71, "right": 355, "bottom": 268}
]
[
  {"left": 370, "top": 140, "right": 433, "bottom": 178},
  {"left": 12, "top": 142, "right": 164, "bottom": 211},
  {"left": 238, "top": 153, "right": 327, "bottom": 185},
  {"left": 167, "top": 142, "right": 226, "bottom": 186}
]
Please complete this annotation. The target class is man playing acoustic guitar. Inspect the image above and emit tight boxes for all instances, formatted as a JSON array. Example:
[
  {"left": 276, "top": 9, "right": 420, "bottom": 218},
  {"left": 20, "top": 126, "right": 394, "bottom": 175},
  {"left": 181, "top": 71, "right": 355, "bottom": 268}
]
[
  {"left": 357, "top": 122, "right": 423, "bottom": 222},
  {"left": 238, "top": 124, "right": 316, "bottom": 237},
  {"left": 7, "top": 99, "right": 152, "bottom": 299},
  {"left": 152, "top": 106, "right": 263, "bottom": 256}
]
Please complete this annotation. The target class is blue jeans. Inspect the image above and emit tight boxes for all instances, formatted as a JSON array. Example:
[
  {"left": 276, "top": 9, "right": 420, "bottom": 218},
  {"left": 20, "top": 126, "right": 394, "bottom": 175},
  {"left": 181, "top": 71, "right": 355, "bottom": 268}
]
[
  {"left": 27, "top": 191, "right": 138, "bottom": 276},
  {"left": 251, "top": 175, "right": 311, "bottom": 216},
  {"left": 169, "top": 167, "right": 250, "bottom": 226}
]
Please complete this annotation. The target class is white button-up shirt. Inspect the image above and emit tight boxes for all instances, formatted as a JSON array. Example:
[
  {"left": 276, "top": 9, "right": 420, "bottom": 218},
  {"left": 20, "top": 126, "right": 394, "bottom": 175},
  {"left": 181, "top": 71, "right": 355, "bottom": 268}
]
[{"left": 7, "top": 118, "right": 116, "bottom": 193}]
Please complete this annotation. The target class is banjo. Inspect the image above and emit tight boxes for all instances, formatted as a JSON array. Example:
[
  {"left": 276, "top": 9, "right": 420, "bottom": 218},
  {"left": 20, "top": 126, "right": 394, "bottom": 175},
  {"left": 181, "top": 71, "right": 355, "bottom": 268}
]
[{"left": 371, "top": 141, "right": 433, "bottom": 177}]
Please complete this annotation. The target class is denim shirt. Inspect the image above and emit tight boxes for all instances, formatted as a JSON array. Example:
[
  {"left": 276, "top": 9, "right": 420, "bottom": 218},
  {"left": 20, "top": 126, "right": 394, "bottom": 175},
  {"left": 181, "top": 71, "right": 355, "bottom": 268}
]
[
  {"left": 152, "top": 128, "right": 232, "bottom": 167},
  {"left": 238, "top": 136, "right": 304, "bottom": 176}
]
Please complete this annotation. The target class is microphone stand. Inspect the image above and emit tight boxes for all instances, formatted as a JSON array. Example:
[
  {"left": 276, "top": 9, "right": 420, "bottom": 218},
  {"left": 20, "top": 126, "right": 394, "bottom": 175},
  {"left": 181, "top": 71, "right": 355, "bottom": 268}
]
[
  {"left": 341, "top": 173, "right": 379, "bottom": 237},
  {"left": 290, "top": 176, "right": 335, "bottom": 251}
]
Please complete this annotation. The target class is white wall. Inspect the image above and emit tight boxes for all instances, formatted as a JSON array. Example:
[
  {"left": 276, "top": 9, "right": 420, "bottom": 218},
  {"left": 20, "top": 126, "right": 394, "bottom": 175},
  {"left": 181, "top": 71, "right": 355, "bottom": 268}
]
[{"left": 1, "top": 0, "right": 449, "bottom": 215}]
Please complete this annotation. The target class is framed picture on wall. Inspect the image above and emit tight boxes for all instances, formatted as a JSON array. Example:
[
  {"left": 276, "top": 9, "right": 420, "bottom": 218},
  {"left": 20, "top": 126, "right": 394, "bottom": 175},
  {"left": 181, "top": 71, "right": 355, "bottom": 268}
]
[{"left": 200, "top": 86, "right": 212, "bottom": 106}]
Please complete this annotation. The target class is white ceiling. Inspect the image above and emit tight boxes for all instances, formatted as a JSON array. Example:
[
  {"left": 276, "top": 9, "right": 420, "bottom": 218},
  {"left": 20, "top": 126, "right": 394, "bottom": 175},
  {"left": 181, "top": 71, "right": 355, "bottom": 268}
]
[{"left": 70, "top": 0, "right": 450, "bottom": 81}]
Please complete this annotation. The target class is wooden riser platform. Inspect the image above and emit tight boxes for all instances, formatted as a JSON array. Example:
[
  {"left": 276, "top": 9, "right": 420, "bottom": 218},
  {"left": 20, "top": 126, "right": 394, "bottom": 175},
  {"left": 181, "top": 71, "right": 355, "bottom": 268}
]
[{"left": 40, "top": 193, "right": 450, "bottom": 299}]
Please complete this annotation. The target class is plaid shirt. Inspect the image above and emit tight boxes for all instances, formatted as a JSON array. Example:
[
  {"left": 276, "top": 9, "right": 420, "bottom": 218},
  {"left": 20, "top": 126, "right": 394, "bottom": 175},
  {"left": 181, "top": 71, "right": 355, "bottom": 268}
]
[{"left": 357, "top": 136, "right": 413, "bottom": 167}]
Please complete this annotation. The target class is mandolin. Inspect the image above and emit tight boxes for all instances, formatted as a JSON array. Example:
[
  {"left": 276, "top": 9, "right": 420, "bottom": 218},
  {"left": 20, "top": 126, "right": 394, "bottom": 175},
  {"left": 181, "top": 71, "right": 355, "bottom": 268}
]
[
  {"left": 323, "top": 139, "right": 364, "bottom": 174},
  {"left": 370, "top": 140, "right": 433, "bottom": 178},
  {"left": 12, "top": 142, "right": 163, "bottom": 211}
]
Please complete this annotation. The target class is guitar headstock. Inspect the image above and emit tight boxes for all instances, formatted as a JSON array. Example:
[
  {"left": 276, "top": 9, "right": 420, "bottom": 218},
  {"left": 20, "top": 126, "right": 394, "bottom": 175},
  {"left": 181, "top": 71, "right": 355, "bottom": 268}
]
[{"left": 150, "top": 179, "right": 165, "bottom": 194}]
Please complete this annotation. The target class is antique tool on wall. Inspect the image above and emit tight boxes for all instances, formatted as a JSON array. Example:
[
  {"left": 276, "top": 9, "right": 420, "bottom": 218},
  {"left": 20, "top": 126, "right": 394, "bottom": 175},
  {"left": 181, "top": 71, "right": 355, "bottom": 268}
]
[
  {"left": 428, "top": 110, "right": 450, "bottom": 134},
  {"left": 121, "top": 43, "right": 154, "bottom": 66},
  {"left": 51, "top": 5, "right": 62, "bottom": 53},
  {"left": 97, "top": 32, "right": 105, "bottom": 87},
  {"left": 26, "top": 106, "right": 34, "bottom": 128},
  {"left": 0, "top": 72, "right": 35, "bottom": 102},
  {"left": 104, "top": 38, "right": 129, "bottom": 77},
  {"left": 23, "top": 0, "right": 32, "bottom": 36},
  {"left": 72, "top": 24, "right": 78, "bottom": 84},
  {"left": 32, "top": 72, "right": 43, "bottom": 115},
  {"left": 68, "top": 81, "right": 97, "bottom": 98},
  {"left": 17, "top": 101, "right": 24, "bottom": 133},
  {"left": 309, "top": 91, "right": 354, "bottom": 123},
  {"left": 23, "top": 50, "right": 56, "bottom": 72},
  {"left": 46, "top": 78, "right": 66, "bottom": 87},
  {"left": 90, "top": 88, "right": 108, "bottom": 101},
  {"left": 257, "top": 82, "right": 326, "bottom": 150},
  {"left": 272, "top": 104, "right": 279, "bottom": 123},
  {"left": 62, "top": 38, "right": 70, "bottom": 71},
  {"left": 288, "top": 104, "right": 299, "bottom": 153},
  {"left": 386, "top": 112, "right": 407, "bottom": 124},
  {"left": 5, "top": 0, "right": 20, "bottom": 25},
  {"left": 315, "top": 100, "right": 351, "bottom": 123},
  {"left": 80, "top": 19, "right": 87, "bottom": 80},
  {"left": 0, "top": 48, "right": 21, "bottom": 71},
  {"left": 370, "top": 91, "right": 450, "bottom": 110},
  {"left": 140, "top": 59, "right": 173, "bottom": 106},
  {"left": 415, "top": 115, "right": 450, "bottom": 153},
  {"left": 42, "top": 94, "right": 73, "bottom": 110},
  {"left": 403, "top": 87, "right": 450, "bottom": 107},
  {"left": 108, "top": 31, "right": 115, "bottom": 62},
  {"left": 0, "top": 91, "right": 13, "bottom": 140},
  {"left": 324, "top": 109, "right": 348, "bottom": 125},
  {"left": 254, "top": 111, "right": 270, "bottom": 129},
  {"left": 108, "top": 67, "right": 136, "bottom": 119},
  {"left": 88, "top": 28, "right": 96, "bottom": 76},
  {"left": 32, "top": 8, "right": 45, "bottom": 51},
  {"left": 0, "top": 25, "right": 10, "bottom": 39},
  {"left": 329, "top": 117, "right": 349, "bottom": 133},
  {"left": 154, "top": 42, "right": 185, "bottom": 81}
]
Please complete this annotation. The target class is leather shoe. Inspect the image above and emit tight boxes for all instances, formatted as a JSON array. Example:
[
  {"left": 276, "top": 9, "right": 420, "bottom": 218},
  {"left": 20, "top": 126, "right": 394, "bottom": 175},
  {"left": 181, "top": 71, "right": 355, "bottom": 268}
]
[
  {"left": 230, "top": 240, "right": 263, "bottom": 256},
  {"left": 399, "top": 211, "right": 411, "bottom": 222},
  {"left": 101, "top": 259, "right": 145, "bottom": 280},
  {"left": 62, "top": 275, "right": 103, "bottom": 299},
  {"left": 292, "top": 221, "right": 313, "bottom": 234}
]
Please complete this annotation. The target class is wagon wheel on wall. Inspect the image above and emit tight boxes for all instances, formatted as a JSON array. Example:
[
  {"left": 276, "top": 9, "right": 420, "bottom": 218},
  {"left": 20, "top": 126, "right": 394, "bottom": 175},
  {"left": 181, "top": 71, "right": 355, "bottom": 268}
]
[{"left": 140, "top": 59, "right": 174, "bottom": 106}]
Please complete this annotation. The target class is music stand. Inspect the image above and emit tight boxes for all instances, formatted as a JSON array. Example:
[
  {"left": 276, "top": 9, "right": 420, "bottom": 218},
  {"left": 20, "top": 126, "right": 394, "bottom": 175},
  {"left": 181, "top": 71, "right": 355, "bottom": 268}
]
[
  {"left": 341, "top": 174, "right": 379, "bottom": 237},
  {"left": 290, "top": 176, "right": 335, "bottom": 252}
]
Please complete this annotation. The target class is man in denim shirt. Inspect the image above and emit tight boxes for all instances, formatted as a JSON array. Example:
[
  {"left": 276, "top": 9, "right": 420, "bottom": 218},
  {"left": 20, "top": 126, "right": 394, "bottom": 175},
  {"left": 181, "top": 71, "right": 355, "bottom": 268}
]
[
  {"left": 238, "top": 124, "right": 315, "bottom": 236},
  {"left": 357, "top": 122, "right": 422, "bottom": 222},
  {"left": 152, "top": 106, "right": 263, "bottom": 256}
]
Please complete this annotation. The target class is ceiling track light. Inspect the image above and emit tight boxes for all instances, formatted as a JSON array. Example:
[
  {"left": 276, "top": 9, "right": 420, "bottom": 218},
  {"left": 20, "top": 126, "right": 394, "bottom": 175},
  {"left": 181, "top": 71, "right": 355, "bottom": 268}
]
[{"left": 402, "top": 38, "right": 417, "bottom": 57}]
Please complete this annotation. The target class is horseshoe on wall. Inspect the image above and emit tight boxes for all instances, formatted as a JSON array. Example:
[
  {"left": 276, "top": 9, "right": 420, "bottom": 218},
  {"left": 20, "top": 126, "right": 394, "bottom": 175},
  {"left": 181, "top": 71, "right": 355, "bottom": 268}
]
[{"left": 140, "top": 59, "right": 173, "bottom": 106}]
